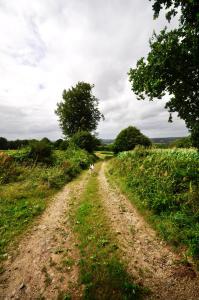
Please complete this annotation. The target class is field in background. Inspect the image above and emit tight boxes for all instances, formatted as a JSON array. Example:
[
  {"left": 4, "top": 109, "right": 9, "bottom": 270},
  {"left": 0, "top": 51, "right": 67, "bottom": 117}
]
[
  {"left": 107, "top": 147, "right": 199, "bottom": 264},
  {"left": 95, "top": 151, "right": 114, "bottom": 160}
]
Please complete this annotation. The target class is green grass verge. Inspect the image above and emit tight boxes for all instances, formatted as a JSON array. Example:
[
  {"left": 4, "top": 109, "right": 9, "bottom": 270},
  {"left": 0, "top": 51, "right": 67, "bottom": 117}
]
[
  {"left": 70, "top": 163, "right": 145, "bottom": 300},
  {"left": 0, "top": 166, "right": 57, "bottom": 261}
]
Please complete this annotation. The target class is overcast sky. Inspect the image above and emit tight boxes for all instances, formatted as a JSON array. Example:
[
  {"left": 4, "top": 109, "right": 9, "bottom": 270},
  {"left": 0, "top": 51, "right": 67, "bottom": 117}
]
[{"left": 0, "top": 0, "right": 188, "bottom": 140}]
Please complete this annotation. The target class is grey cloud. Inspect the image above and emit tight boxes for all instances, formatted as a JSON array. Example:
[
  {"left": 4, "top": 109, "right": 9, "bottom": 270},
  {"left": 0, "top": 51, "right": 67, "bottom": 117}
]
[
  {"left": 0, "top": 13, "right": 46, "bottom": 67},
  {"left": 19, "top": 18, "right": 46, "bottom": 66},
  {"left": 0, "top": 105, "right": 29, "bottom": 135},
  {"left": 0, "top": 0, "right": 187, "bottom": 139},
  {"left": 109, "top": 110, "right": 129, "bottom": 122},
  {"left": 38, "top": 84, "right": 45, "bottom": 90},
  {"left": 139, "top": 105, "right": 166, "bottom": 120},
  {"left": 0, "top": 104, "right": 26, "bottom": 118},
  {"left": 95, "top": 68, "right": 124, "bottom": 99},
  {"left": 102, "top": 103, "right": 126, "bottom": 115},
  {"left": 99, "top": 113, "right": 187, "bottom": 139},
  {"left": 0, "top": 105, "right": 61, "bottom": 139}
]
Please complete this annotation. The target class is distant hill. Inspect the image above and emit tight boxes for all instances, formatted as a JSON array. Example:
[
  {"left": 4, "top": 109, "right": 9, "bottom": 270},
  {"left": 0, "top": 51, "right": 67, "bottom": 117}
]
[
  {"left": 150, "top": 137, "right": 184, "bottom": 144},
  {"left": 101, "top": 139, "right": 114, "bottom": 145},
  {"left": 101, "top": 137, "right": 186, "bottom": 145}
]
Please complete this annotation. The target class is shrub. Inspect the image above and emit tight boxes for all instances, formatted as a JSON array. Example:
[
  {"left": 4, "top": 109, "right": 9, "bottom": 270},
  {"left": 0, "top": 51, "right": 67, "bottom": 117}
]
[
  {"left": 59, "top": 140, "right": 69, "bottom": 150},
  {"left": 113, "top": 126, "right": 151, "bottom": 154},
  {"left": 70, "top": 131, "right": 100, "bottom": 153},
  {"left": 39, "top": 167, "right": 67, "bottom": 189},
  {"left": 53, "top": 139, "right": 63, "bottom": 149},
  {"left": 53, "top": 139, "right": 69, "bottom": 150},
  {"left": 40, "top": 137, "right": 52, "bottom": 145},
  {"left": 0, "top": 152, "right": 21, "bottom": 184},
  {"left": 169, "top": 136, "right": 193, "bottom": 148},
  {"left": 0, "top": 137, "right": 8, "bottom": 150},
  {"left": 29, "top": 141, "right": 53, "bottom": 164},
  {"left": 64, "top": 145, "right": 96, "bottom": 168},
  {"left": 62, "top": 160, "right": 81, "bottom": 178}
]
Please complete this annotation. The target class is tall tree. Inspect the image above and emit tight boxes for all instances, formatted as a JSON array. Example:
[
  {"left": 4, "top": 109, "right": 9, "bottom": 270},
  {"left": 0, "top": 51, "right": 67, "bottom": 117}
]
[
  {"left": 55, "top": 82, "right": 104, "bottom": 137},
  {"left": 129, "top": 0, "right": 199, "bottom": 148}
]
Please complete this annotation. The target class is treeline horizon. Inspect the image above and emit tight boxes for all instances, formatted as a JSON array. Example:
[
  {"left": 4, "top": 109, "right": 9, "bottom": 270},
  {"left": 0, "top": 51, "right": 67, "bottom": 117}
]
[
  {"left": 0, "top": 135, "right": 190, "bottom": 150},
  {"left": 0, "top": 137, "right": 69, "bottom": 150}
]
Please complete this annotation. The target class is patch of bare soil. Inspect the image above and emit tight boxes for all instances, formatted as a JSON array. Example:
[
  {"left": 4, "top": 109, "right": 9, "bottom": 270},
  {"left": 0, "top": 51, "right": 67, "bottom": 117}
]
[
  {"left": 0, "top": 173, "right": 88, "bottom": 300},
  {"left": 99, "top": 162, "right": 199, "bottom": 300}
]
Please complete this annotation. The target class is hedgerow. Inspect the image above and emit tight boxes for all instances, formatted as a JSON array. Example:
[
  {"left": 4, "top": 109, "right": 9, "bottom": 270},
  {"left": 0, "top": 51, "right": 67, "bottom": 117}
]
[{"left": 108, "top": 147, "right": 199, "bottom": 261}]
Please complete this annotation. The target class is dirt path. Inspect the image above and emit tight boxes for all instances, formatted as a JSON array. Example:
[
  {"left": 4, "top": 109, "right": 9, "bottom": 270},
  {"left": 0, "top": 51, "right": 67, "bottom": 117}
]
[
  {"left": 99, "top": 162, "right": 199, "bottom": 300},
  {"left": 0, "top": 172, "right": 88, "bottom": 300},
  {"left": 1, "top": 162, "right": 199, "bottom": 300}
]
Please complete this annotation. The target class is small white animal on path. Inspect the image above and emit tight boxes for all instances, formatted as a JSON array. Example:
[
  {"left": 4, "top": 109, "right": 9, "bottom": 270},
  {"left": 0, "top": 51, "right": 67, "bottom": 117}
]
[{"left": 89, "top": 164, "right": 94, "bottom": 173}]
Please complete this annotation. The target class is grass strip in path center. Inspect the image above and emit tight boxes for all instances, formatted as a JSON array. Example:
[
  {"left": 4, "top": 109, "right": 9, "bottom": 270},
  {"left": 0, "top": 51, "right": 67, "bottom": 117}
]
[{"left": 70, "top": 163, "right": 145, "bottom": 300}]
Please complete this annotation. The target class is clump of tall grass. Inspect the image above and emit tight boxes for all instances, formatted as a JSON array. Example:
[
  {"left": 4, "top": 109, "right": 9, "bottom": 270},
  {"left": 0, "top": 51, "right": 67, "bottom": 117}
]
[{"left": 109, "top": 147, "right": 199, "bottom": 261}]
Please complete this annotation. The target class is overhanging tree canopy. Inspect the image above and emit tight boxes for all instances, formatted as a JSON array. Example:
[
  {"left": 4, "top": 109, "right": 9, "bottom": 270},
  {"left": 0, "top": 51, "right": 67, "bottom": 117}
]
[{"left": 129, "top": 0, "right": 199, "bottom": 148}]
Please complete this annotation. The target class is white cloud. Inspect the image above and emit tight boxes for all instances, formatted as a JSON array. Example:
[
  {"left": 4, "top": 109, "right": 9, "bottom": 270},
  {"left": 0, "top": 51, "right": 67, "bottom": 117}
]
[{"left": 0, "top": 0, "right": 188, "bottom": 140}]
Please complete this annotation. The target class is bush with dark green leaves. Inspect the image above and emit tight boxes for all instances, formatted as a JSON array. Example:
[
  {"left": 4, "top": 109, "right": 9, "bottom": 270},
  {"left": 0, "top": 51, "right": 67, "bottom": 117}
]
[
  {"left": 29, "top": 140, "right": 53, "bottom": 164},
  {"left": 169, "top": 136, "right": 193, "bottom": 148},
  {"left": 113, "top": 126, "right": 151, "bottom": 154},
  {"left": 0, "top": 137, "right": 8, "bottom": 150},
  {"left": 59, "top": 140, "right": 69, "bottom": 150},
  {"left": 70, "top": 131, "right": 100, "bottom": 153},
  {"left": 53, "top": 139, "right": 69, "bottom": 150}
]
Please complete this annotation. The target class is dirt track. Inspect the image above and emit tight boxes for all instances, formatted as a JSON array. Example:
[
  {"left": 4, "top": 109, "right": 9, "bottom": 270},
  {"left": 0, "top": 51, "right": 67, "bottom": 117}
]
[
  {"left": 0, "top": 173, "right": 88, "bottom": 300},
  {"left": 1, "top": 162, "right": 199, "bottom": 300}
]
